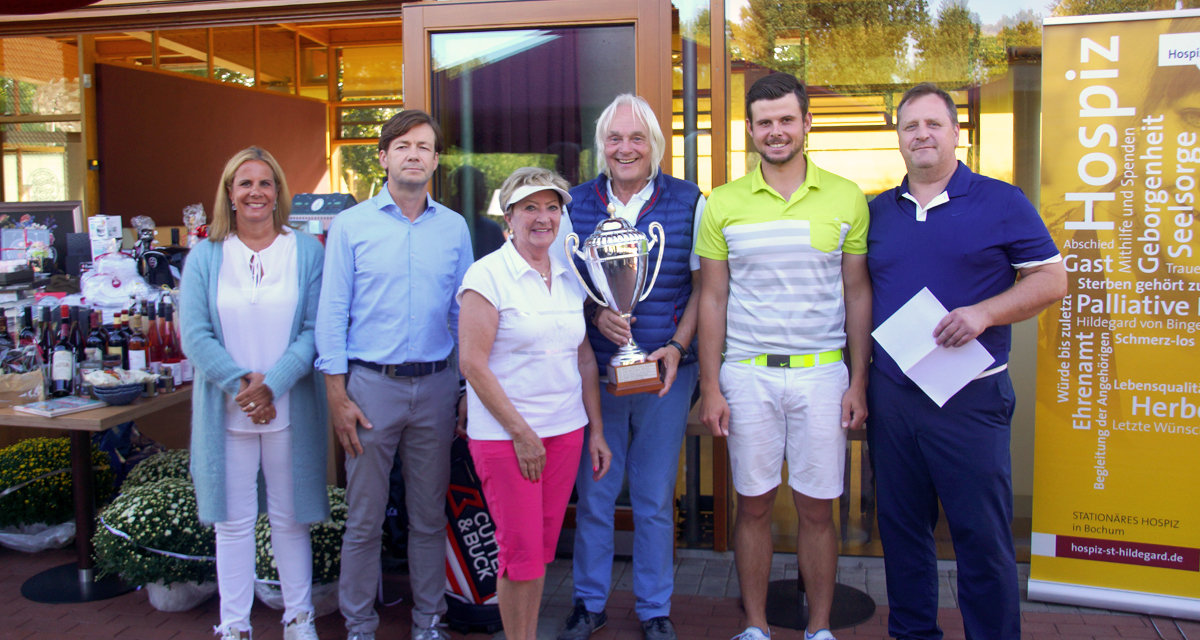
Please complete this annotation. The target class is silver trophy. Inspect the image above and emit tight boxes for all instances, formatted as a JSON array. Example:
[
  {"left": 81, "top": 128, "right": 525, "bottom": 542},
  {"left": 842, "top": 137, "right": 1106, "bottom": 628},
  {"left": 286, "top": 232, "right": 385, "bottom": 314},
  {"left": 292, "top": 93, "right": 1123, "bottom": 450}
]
[{"left": 566, "top": 204, "right": 666, "bottom": 395}]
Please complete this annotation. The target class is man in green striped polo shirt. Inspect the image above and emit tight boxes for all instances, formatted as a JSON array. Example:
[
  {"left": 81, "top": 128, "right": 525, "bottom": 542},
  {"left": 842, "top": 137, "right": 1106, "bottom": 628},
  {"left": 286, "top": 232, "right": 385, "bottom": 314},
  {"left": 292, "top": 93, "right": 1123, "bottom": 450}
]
[{"left": 696, "top": 73, "right": 872, "bottom": 640}]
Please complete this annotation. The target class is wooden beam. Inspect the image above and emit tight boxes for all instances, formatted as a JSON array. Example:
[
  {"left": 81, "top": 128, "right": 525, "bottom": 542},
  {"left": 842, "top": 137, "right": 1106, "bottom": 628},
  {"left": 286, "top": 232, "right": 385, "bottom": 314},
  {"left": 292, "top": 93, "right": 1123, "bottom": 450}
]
[
  {"left": 95, "top": 39, "right": 152, "bottom": 56},
  {"left": 0, "top": 113, "right": 82, "bottom": 124},
  {"left": 80, "top": 34, "right": 98, "bottom": 217},
  {"left": 125, "top": 31, "right": 256, "bottom": 77},
  {"left": 329, "top": 25, "right": 403, "bottom": 46},
  {"left": 326, "top": 39, "right": 338, "bottom": 191},
  {"left": 278, "top": 23, "right": 330, "bottom": 47},
  {"left": 294, "top": 25, "right": 301, "bottom": 95},
  {"left": 709, "top": 0, "right": 727, "bottom": 192},
  {"left": 253, "top": 24, "right": 260, "bottom": 87},
  {"left": 0, "top": 1, "right": 409, "bottom": 38}
]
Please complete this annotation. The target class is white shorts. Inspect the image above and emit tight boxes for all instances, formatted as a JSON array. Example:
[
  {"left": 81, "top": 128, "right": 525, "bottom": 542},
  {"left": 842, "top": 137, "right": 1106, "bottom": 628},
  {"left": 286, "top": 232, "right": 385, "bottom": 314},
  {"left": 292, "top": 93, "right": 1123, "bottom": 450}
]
[{"left": 719, "top": 360, "right": 849, "bottom": 499}]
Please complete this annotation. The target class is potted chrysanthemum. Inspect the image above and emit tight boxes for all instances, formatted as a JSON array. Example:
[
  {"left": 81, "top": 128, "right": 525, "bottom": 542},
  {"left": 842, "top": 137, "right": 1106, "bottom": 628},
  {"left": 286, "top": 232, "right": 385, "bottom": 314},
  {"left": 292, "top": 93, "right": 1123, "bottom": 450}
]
[
  {"left": 254, "top": 485, "right": 346, "bottom": 616},
  {"left": 122, "top": 449, "right": 191, "bottom": 489},
  {"left": 93, "top": 476, "right": 217, "bottom": 611},
  {"left": 0, "top": 437, "right": 113, "bottom": 552}
]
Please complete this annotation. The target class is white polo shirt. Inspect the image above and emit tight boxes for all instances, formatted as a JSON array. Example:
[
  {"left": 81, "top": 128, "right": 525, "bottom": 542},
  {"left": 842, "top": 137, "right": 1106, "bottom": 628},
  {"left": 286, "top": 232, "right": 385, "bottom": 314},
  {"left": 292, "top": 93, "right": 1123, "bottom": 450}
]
[{"left": 457, "top": 239, "right": 589, "bottom": 441}]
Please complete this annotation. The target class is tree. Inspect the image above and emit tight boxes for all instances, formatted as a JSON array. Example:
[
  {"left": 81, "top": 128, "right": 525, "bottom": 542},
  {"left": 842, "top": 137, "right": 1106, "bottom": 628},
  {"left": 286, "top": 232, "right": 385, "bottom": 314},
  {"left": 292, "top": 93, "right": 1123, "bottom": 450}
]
[
  {"left": 728, "top": 0, "right": 929, "bottom": 93},
  {"left": 1050, "top": 0, "right": 1200, "bottom": 15},
  {"left": 915, "top": 0, "right": 982, "bottom": 87},
  {"left": 975, "top": 14, "right": 1042, "bottom": 84}
]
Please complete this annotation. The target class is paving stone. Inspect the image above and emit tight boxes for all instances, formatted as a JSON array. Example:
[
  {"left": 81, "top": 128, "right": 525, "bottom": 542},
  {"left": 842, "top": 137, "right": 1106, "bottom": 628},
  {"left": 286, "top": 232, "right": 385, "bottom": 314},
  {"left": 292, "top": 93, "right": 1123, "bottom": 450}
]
[{"left": 0, "top": 546, "right": 1166, "bottom": 640}]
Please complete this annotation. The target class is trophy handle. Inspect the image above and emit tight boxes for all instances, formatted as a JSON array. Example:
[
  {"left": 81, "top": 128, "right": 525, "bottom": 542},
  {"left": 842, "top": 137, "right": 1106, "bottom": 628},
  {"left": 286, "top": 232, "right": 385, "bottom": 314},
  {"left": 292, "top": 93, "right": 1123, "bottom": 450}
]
[
  {"left": 565, "top": 232, "right": 609, "bottom": 308},
  {"left": 639, "top": 222, "right": 666, "bottom": 303}
]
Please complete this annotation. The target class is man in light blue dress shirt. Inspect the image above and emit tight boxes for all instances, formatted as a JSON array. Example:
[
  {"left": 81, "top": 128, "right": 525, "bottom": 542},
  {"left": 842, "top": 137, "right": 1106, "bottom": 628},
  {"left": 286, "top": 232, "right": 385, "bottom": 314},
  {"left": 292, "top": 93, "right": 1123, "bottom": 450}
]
[{"left": 316, "top": 110, "right": 473, "bottom": 640}]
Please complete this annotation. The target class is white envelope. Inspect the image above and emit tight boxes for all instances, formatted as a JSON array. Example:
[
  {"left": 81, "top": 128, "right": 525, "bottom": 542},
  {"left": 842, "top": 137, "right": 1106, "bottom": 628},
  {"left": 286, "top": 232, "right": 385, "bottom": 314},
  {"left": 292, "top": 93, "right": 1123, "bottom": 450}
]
[{"left": 872, "top": 288, "right": 995, "bottom": 407}]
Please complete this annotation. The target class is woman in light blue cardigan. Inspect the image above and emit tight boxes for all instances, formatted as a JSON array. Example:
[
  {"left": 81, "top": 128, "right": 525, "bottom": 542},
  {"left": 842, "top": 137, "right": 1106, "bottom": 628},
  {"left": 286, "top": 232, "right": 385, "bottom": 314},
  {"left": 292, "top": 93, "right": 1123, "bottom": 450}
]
[{"left": 180, "top": 147, "right": 328, "bottom": 640}]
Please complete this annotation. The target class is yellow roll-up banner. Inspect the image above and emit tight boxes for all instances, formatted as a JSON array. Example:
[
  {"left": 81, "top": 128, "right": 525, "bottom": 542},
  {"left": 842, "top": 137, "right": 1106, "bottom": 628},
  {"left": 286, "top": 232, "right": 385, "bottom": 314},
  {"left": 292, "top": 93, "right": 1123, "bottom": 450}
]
[{"left": 1034, "top": 9, "right": 1200, "bottom": 618}]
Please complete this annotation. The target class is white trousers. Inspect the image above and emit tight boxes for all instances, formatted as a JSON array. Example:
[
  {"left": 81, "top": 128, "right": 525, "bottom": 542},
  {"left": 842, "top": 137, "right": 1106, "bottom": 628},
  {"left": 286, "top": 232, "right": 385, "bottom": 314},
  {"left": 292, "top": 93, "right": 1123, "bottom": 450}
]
[{"left": 215, "top": 427, "right": 313, "bottom": 632}]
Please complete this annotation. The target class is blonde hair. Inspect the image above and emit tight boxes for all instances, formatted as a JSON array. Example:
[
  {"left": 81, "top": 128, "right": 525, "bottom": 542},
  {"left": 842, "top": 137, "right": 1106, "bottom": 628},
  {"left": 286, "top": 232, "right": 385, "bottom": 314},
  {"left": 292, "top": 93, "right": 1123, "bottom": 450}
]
[
  {"left": 498, "top": 167, "right": 571, "bottom": 213},
  {"left": 594, "top": 94, "right": 665, "bottom": 180},
  {"left": 209, "top": 146, "right": 291, "bottom": 242}
]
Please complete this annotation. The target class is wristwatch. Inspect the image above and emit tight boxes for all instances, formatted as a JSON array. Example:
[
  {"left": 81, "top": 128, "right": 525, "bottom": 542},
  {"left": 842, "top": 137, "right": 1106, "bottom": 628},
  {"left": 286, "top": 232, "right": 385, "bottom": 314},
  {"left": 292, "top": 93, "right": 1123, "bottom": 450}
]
[{"left": 667, "top": 339, "right": 688, "bottom": 359}]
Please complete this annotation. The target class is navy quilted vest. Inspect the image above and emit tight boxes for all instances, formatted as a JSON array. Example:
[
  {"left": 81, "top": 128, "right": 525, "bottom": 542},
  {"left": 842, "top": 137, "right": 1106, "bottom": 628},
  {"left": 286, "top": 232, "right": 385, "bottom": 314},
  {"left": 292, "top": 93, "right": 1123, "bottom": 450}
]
[{"left": 568, "top": 172, "right": 701, "bottom": 375}]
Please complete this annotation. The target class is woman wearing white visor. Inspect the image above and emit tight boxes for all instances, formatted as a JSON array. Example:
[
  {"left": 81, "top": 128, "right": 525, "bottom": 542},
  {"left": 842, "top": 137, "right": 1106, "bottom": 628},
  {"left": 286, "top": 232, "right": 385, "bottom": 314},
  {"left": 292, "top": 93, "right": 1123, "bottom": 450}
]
[{"left": 457, "top": 167, "right": 611, "bottom": 640}]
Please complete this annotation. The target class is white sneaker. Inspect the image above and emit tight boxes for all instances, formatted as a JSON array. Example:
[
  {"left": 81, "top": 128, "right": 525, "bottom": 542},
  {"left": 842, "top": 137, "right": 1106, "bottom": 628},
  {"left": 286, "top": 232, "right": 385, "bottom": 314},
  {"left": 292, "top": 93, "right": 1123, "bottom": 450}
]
[
  {"left": 217, "top": 626, "right": 252, "bottom": 640},
  {"left": 412, "top": 614, "right": 450, "bottom": 640},
  {"left": 732, "top": 627, "right": 770, "bottom": 640},
  {"left": 284, "top": 611, "right": 320, "bottom": 640},
  {"left": 805, "top": 630, "right": 836, "bottom": 640}
]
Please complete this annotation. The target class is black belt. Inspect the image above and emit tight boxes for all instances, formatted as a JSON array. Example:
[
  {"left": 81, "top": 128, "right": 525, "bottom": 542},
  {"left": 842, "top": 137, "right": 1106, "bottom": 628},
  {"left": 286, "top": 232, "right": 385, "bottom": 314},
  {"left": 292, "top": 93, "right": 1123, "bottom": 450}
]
[{"left": 350, "top": 359, "right": 449, "bottom": 378}]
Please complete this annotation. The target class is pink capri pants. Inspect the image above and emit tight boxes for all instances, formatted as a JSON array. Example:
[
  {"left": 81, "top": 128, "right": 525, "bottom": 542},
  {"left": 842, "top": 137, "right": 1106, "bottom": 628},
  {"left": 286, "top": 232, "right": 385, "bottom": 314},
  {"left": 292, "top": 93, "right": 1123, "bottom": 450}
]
[{"left": 469, "top": 428, "right": 584, "bottom": 581}]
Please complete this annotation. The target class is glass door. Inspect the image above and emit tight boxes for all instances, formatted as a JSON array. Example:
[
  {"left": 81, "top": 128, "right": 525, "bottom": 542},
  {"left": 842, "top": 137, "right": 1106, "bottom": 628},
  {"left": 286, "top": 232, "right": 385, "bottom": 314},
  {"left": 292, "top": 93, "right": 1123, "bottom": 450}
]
[{"left": 403, "top": 0, "right": 669, "bottom": 258}]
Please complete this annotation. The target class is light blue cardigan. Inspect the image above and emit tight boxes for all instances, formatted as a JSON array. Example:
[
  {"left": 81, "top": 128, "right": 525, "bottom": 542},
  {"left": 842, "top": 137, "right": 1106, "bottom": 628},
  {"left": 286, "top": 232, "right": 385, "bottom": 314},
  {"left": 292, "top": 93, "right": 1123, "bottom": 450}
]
[{"left": 180, "top": 231, "right": 330, "bottom": 525}]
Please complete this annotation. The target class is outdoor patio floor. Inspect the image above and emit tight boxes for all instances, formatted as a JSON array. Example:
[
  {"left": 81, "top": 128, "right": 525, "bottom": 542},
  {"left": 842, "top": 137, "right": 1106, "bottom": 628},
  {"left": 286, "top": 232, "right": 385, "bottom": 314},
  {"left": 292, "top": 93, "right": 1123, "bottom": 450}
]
[{"left": 3, "top": 546, "right": 1197, "bottom": 640}]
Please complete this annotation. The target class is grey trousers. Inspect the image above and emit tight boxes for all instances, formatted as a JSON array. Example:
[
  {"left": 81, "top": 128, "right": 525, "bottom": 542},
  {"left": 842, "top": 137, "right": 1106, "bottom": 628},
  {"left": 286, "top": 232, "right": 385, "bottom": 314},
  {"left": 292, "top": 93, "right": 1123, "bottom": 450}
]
[{"left": 339, "top": 363, "right": 456, "bottom": 632}]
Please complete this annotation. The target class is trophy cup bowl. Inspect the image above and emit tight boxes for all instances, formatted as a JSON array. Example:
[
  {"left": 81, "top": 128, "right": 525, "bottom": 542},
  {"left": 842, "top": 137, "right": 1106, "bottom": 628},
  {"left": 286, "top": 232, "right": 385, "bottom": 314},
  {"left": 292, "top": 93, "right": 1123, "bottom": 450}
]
[{"left": 566, "top": 215, "right": 665, "bottom": 396}]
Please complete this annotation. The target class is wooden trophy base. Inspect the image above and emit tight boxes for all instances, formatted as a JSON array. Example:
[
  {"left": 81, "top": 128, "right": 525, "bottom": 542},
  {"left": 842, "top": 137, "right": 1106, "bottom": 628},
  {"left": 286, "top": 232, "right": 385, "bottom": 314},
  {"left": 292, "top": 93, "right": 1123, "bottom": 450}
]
[{"left": 606, "top": 360, "right": 664, "bottom": 396}]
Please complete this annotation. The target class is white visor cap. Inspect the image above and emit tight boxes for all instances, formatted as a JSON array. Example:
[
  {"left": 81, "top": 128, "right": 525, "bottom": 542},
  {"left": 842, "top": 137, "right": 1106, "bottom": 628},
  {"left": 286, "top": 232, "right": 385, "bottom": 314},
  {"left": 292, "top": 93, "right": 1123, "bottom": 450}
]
[{"left": 503, "top": 184, "right": 572, "bottom": 211}]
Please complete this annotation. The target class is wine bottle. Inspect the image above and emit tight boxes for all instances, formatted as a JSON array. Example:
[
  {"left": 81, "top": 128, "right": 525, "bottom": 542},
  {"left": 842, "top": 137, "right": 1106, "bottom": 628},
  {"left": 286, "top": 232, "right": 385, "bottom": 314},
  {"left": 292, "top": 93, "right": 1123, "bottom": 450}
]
[
  {"left": 51, "top": 305, "right": 75, "bottom": 397},
  {"left": 146, "top": 303, "right": 163, "bottom": 372},
  {"left": 107, "top": 310, "right": 129, "bottom": 369},
  {"left": 0, "top": 312, "right": 13, "bottom": 350},
  {"left": 161, "top": 304, "right": 178, "bottom": 363},
  {"left": 86, "top": 311, "right": 106, "bottom": 363},
  {"left": 38, "top": 305, "right": 53, "bottom": 361},
  {"left": 127, "top": 311, "right": 148, "bottom": 371},
  {"left": 69, "top": 306, "right": 84, "bottom": 364},
  {"left": 18, "top": 306, "right": 35, "bottom": 346}
]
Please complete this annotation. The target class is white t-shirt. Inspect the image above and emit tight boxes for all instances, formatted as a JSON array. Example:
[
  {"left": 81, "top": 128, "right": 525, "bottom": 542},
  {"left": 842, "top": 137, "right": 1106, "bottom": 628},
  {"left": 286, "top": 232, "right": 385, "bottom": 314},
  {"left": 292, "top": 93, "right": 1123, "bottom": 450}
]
[
  {"left": 457, "top": 240, "right": 589, "bottom": 441},
  {"left": 217, "top": 231, "right": 298, "bottom": 433}
]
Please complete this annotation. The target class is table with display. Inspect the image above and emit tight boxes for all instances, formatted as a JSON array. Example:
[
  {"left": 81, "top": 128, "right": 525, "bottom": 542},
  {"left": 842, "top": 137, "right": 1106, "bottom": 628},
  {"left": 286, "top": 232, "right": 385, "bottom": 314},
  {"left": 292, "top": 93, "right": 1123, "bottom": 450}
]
[{"left": 0, "top": 388, "right": 191, "bottom": 603}]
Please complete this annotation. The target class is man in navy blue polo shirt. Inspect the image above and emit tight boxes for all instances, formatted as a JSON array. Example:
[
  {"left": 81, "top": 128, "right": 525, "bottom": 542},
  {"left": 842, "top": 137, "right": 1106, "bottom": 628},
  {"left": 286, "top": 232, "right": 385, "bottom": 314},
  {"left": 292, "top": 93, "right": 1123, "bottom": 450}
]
[{"left": 866, "top": 83, "right": 1066, "bottom": 640}]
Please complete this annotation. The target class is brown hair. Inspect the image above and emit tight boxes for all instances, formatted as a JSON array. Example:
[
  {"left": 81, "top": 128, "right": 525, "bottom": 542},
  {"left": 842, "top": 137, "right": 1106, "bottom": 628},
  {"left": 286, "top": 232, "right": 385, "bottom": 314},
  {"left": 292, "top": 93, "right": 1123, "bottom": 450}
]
[
  {"left": 209, "top": 146, "right": 291, "bottom": 242},
  {"left": 746, "top": 72, "right": 810, "bottom": 122},
  {"left": 378, "top": 110, "right": 444, "bottom": 154},
  {"left": 896, "top": 82, "right": 958, "bottom": 128}
]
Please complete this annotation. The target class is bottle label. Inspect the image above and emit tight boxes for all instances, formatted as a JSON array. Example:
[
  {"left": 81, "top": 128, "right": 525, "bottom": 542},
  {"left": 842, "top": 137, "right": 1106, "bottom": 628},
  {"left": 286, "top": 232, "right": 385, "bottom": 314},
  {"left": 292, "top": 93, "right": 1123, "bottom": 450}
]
[
  {"left": 85, "top": 348, "right": 102, "bottom": 362},
  {"left": 52, "top": 351, "right": 75, "bottom": 381},
  {"left": 128, "top": 350, "right": 147, "bottom": 371},
  {"left": 107, "top": 345, "right": 122, "bottom": 357}
]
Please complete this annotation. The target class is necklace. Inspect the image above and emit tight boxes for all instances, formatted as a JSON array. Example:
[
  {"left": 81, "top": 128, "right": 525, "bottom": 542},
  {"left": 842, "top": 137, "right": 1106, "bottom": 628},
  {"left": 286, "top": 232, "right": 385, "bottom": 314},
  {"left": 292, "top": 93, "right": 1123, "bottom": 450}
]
[{"left": 540, "top": 271, "right": 550, "bottom": 282}]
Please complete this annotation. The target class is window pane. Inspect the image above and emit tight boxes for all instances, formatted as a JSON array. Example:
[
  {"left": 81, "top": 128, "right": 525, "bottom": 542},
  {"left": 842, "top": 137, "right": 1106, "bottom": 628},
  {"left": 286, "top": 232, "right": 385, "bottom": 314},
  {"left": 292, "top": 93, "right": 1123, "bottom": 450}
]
[
  {"left": 2, "top": 125, "right": 70, "bottom": 202},
  {"left": 340, "top": 45, "right": 403, "bottom": 101},
  {"left": 339, "top": 106, "right": 403, "bottom": 139},
  {"left": 259, "top": 26, "right": 296, "bottom": 93},
  {"left": 157, "top": 28, "right": 209, "bottom": 78},
  {"left": 673, "top": 0, "right": 713, "bottom": 194},
  {"left": 300, "top": 45, "right": 329, "bottom": 101},
  {"left": 431, "top": 27, "right": 633, "bottom": 188},
  {"left": 431, "top": 25, "right": 634, "bottom": 258},
  {"left": 0, "top": 37, "right": 80, "bottom": 118},
  {"left": 212, "top": 26, "right": 255, "bottom": 87},
  {"left": 724, "top": 0, "right": 1042, "bottom": 194},
  {"left": 333, "top": 144, "right": 384, "bottom": 204}
]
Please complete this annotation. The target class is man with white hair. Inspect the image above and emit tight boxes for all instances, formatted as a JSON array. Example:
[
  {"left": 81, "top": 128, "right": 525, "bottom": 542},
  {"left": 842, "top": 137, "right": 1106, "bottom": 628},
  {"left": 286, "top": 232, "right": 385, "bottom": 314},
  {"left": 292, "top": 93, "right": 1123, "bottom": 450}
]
[{"left": 559, "top": 94, "right": 705, "bottom": 640}]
